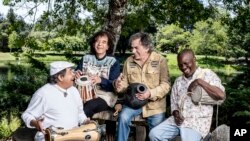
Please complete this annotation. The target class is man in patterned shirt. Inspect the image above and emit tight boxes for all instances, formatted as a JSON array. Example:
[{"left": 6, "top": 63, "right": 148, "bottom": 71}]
[{"left": 149, "top": 49, "right": 225, "bottom": 141}]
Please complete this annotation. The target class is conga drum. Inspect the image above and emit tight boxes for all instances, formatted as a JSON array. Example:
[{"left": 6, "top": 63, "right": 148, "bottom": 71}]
[
  {"left": 45, "top": 122, "right": 100, "bottom": 141},
  {"left": 75, "top": 75, "right": 97, "bottom": 103}
]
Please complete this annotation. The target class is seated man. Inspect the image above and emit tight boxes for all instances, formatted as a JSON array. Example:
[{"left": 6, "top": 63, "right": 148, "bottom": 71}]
[
  {"left": 22, "top": 61, "right": 89, "bottom": 141},
  {"left": 149, "top": 49, "right": 226, "bottom": 141},
  {"left": 114, "top": 32, "right": 171, "bottom": 141},
  {"left": 75, "top": 30, "right": 120, "bottom": 118}
]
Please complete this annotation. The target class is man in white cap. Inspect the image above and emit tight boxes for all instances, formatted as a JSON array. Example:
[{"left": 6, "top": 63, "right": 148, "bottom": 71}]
[{"left": 22, "top": 61, "right": 88, "bottom": 141}]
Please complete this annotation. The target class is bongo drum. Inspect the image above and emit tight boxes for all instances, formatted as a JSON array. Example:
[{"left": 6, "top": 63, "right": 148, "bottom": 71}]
[
  {"left": 45, "top": 122, "right": 101, "bottom": 141},
  {"left": 75, "top": 75, "right": 97, "bottom": 103},
  {"left": 191, "top": 85, "right": 223, "bottom": 105}
]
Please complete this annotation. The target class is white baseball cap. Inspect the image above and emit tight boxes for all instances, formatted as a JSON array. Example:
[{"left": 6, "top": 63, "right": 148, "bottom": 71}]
[{"left": 50, "top": 61, "right": 75, "bottom": 76}]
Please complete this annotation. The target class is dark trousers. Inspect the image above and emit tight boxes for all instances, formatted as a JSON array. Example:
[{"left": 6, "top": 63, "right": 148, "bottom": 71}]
[{"left": 84, "top": 97, "right": 109, "bottom": 118}]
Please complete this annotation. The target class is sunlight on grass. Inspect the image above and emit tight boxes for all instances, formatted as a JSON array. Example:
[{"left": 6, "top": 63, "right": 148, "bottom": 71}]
[
  {"left": 164, "top": 53, "right": 238, "bottom": 80},
  {"left": 0, "top": 52, "right": 15, "bottom": 61}
]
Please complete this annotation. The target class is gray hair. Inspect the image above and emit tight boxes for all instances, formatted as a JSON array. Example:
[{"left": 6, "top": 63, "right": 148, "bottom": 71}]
[
  {"left": 128, "top": 32, "right": 154, "bottom": 52},
  {"left": 47, "top": 69, "right": 67, "bottom": 84}
]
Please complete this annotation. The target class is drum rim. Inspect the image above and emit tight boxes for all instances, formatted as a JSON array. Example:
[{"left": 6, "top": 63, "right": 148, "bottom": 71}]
[{"left": 75, "top": 75, "right": 92, "bottom": 86}]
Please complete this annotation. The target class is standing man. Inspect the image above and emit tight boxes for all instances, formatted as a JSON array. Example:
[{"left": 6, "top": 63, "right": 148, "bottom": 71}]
[
  {"left": 114, "top": 32, "right": 171, "bottom": 141},
  {"left": 149, "top": 49, "right": 226, "bottom": 141},
  {"left": 22, "top": 61, "right": 88, "bottom": 141},
  {"left": 75, "top": 30, "right": 120, "bottom": 118}
]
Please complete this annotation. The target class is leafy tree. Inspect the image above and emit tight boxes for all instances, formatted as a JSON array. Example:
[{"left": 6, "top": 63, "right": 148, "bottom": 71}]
[
  {"left": 217, "top": 0, "right": 250, "bottom": 126},
  {"left": 188, "top": 18, "right": 229, "bottom": 56},
  {"left": 3, "top": 0, "right": 215, "bottom": 54},
  {"left": 156, "top": 24, "right": 190, "bottom": 53},
  {"left": 223, "top": 0, "right": 250, "bottom": 66}
]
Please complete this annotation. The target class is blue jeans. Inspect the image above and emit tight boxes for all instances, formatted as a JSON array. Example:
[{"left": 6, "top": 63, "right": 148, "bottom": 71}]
[
  {"left": 116, "top": 105, "right": 165, "bottom": 141},
  {"left": 149, "top": 122, "right": 202, "bottom": 141}
]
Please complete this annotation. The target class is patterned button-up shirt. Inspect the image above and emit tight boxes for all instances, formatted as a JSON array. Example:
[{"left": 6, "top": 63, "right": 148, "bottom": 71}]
[{"left": 166, "top": 67, "right": 225, "bottom": 138}]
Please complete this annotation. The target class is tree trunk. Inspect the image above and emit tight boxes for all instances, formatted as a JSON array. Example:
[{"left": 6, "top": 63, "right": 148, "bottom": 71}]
[{"left": 103, "top": 0, "right": 128, "bottom": 55}]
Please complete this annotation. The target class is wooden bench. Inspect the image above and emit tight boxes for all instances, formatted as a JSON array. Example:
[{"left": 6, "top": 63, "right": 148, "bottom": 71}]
[{"left": 92, "top": 110, "right": 147, "bottom": 141}]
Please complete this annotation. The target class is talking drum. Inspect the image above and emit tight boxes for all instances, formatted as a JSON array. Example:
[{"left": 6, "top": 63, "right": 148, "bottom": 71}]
[
  {"left": 44, "top": 122, "right": 100, "bottom": 141},
  {"left": 191, "top": 85, "right": 223, "bottom": 105},
  {"left": 75, "top": 75, "right": 97, "bottom": 103}
]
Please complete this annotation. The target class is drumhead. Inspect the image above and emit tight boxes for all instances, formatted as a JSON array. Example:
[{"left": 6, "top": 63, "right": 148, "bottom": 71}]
[
  {"left": 191, "top": 85, "right": 203, "bottom": 104},
  {"left": 75, "top": 75, "right": 91, "bottom": 86}
]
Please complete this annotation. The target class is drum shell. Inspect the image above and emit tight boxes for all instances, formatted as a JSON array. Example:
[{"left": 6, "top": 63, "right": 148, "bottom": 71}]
[
  {"left": 191, "top": 86, "right": 223, "bottom": 105},
  {"left": 75, "top": 75, "right": 97, "bottom": 103},
  {"left": 124, "top": 83, "right": 148, "bottom": 109},
  {"left": 45, "top": 122, "right": 100, "bottom": 141}
]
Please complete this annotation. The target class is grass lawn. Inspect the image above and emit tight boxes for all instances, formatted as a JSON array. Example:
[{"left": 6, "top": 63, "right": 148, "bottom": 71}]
[
  {"left": 0, "top": 52, "right": 238, "bottom": 80},
  {"left": 0, "top": 52, "right": 16, "bottom": 61},
  {"left": 164, "top": 53, "right": 238, "bottom": 83},
  {"left": 0, "top": 52, "right": 16, "bottom": 67}
]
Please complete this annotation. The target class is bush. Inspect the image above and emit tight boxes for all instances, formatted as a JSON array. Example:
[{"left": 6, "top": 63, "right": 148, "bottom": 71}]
[
  {"left": 0, "top": 63, "right": 48, "bottom": 122},
  {"left": 0, "top": 111, "right": 21, "bottom": 139}
]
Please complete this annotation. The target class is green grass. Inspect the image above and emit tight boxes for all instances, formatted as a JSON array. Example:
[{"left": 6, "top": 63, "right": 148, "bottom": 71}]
[
  {"left": 165, "top": 54, "right": 181, "bottom": 77},
  {"left": 0, "top": 52, "right": 16, "bottom": 67},
  {"left": 0, "top": 52, "right": 16, "bottom": 61},
  {"left": 0, "top": 52, "right": 238, "bottom": 78},
  {"left": 164, "top": 53, "right": 239, "bottom": 83}
]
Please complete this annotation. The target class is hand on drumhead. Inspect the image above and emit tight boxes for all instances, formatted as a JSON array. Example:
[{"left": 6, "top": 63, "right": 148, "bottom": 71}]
[
  {"left": 89, "top": 75, "right": 101, "bottom": 85},
  {"left": 75, "top": 70, "right": 83, "bottom": 79}
]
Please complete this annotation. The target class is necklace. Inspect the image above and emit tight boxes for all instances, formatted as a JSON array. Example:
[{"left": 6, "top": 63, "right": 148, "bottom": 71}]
[{"left": 54, "top": 84, "right": 68, "bottom": 97}]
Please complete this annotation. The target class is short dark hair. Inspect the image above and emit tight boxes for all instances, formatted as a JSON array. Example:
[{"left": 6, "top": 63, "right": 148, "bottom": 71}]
[
  {"left": 89, "top": 30, "right": 114, "bottom": 55},
  {"left": 128, "top": 32, "right": 154, "bottom": 52},
  {"left": 47, "top": 69, "right": 67, "bottom": 84},
  {"left": 177, "top": 49, "right": 195, "bottom": 59}
]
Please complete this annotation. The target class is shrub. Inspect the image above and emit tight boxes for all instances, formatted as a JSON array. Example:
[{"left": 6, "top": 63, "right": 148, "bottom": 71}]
[{"left": 0, "top": 111, "right": 21, "bottom": 139}]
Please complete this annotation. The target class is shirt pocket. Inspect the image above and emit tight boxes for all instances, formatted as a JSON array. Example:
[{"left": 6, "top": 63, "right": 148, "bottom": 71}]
[
  {"left": 145, "top": 67, "right": 160, "bottom": 85},
  {"left": 127, "top": 68, "right": 141, "bottom": 83}
]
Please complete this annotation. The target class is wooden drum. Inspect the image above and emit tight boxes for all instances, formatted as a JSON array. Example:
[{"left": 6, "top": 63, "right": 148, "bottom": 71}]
[
  {"left": 45, "top": 122, "right": 100, "bottom": 141},
  {"left": 75, "top": 75, "right": 97, "bottom": 103}
]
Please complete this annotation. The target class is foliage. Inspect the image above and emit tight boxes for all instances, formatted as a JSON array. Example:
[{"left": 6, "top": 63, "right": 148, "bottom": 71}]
[
  {"left": 188, "top": 18, "right": 229, "bottom": 56},
  {"left": 2, "top": 0, "right": 217, "bottom": 55},
  {"left": 0, "top": 63, "right": 48, "bottom": 96},
  {"left": 0, "top": 8, "right": 29, "bottom": 52},
  {"left": 8, "top": 31, "right": 22, "bottom": 52},
  {"left": 0, "top": 111, "right": 21, "bottom": 138},
  {"left": 156, "top": 24, "right": 191, "bottom": 53},
  {"left": 219, "top": 72, "right": 250, "bottom": 126},
  {"left": 224, "top": 0, "right": 250, "bottom": 66},
  {"left": 48, "top": 35, "right": 88, "bottom": 63}
]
